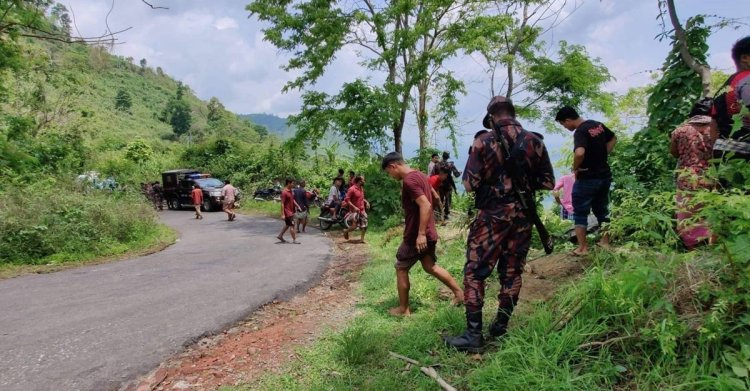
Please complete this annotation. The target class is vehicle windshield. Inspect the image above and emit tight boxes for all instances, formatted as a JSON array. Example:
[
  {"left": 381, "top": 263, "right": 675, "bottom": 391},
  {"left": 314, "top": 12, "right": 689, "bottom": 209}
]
[{"left": 195, "top": 178, "right": 224, "bottom": 188}]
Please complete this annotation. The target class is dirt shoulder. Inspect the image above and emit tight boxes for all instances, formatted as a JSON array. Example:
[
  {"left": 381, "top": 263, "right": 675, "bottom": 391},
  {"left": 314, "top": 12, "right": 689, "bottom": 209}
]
[{"left": 123, "top": 230, "right": 369, "bottom": 391}]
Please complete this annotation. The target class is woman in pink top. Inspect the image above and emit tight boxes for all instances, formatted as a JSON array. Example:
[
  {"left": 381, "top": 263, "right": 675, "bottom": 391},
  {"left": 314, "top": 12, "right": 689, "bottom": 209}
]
[
  {"left": 670, "top": 103, "right": 716, "bottom": 249},
  {"left": 553, "top": 172, "right": 575, "bottom": 220}
]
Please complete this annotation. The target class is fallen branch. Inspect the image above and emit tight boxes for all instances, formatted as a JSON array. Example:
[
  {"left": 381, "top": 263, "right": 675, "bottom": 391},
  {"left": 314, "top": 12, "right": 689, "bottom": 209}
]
[
  {"left": 389, "top": 351, "right": 457, "bottom": 391},
  {"left": 578, "top": 334, "right": 638, "bottom": 350},
  {"left": 420, "top": 366, "right": 458, "bottom": 391},
  {"left": 388, "top": 351, "right": 420, "bottom": 366}
]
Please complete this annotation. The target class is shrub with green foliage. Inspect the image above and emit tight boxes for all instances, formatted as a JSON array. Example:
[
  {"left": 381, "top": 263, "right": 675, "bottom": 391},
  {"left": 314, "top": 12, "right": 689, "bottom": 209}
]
[{"left": 0, "top": 179, "right": 164, "bottom": 264}]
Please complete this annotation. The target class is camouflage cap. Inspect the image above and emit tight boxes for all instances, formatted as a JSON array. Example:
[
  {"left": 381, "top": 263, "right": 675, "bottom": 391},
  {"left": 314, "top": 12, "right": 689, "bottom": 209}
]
[{"left": 486, "top": 95, "right": 514, "bottom": 114}]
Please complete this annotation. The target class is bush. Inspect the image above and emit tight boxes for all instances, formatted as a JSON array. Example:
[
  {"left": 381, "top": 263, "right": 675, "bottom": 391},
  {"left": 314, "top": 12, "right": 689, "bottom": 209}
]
[{"left": 0, "top": 178, "right": 162, "bottom": 264}]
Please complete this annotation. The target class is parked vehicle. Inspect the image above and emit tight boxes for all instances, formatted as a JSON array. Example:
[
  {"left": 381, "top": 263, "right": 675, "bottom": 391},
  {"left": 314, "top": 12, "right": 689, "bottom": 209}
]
[
  {"left": 317, "top": 204, "right": 349, "bottom": 230},
  {"left": 253, "top": 185, "right": 282, "bottom": 201},
  {"left": 161, "top": 169, "right": 237, "bottom": 212}
]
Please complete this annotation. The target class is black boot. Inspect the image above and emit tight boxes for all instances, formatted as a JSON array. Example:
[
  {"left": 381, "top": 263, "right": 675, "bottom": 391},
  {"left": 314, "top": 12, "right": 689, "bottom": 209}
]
[
  {"left": 444, "top": 311, "right": 484, "bottom": 353},
  {"left": 489, "top": 299, "right": 516, "bottom": 341},
  {"left": 488, "top": 309, "right": 511, "bottom": 340}
]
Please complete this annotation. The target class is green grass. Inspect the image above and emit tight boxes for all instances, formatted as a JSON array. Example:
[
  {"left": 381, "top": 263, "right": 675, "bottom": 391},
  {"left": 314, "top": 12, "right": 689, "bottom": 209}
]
[
  {"left": 0, "top": 223, "right": 176, "bottom": 280},
  {"left": 238, "top": 200, "right": 283, "bottom": 217},
  {"left": 222, "top": 223, "right": 746, "bottom": 391}
]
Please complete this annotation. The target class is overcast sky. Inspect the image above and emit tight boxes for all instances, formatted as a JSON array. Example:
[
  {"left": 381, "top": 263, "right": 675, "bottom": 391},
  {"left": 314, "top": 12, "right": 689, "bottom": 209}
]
[{"left": 63, "top": 0, "right": 748, "bottom": 166}]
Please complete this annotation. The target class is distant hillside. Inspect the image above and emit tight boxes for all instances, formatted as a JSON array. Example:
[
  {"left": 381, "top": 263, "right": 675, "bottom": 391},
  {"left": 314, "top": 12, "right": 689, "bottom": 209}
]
[{"left": 239, "top": 113, "right": 294, "bottom": 138}]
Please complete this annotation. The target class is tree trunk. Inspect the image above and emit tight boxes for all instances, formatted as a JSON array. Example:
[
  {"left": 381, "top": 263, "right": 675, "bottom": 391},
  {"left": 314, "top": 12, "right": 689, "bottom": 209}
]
[
  {"left": 417, "top": 80, "right": 428, "bottom": 150},
  {"left": 666, "top": 0, "right": 711, "bottom": 96}
]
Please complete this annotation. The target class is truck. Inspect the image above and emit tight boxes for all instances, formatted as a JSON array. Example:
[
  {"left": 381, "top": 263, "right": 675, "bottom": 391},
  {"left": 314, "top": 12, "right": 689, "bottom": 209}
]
[{"left": 161, "top": 169, "right": 230, "bottom": 212}]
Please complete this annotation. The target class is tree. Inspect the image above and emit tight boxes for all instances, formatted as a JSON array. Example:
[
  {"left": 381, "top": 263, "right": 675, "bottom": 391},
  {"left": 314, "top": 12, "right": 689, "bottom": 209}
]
[
  {"left": 125, "top": 138, "right": 153, "bottom": 163},
  {"left": 139, "top": 58, "right": 147, "bottom": 73},
  {"left": 50, "top": 3, "right": 71, "bottom": 36},
  {"left": 161, "top": 82, "right": 192, "bottom": 138},
  {"left": 660, "top": 0, "right": 711, "bottom": 97},
  {"left": 114, "top": 88, "right": 132, "bottom": 112},
  {"left": 248, "top": 0, "right": 496, "bottom": 154}
]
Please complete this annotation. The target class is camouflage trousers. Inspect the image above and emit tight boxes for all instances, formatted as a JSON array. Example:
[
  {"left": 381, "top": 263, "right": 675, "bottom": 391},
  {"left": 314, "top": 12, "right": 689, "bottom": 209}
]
[{"left": 463, "top": 205, "right": 531, "bottom": 313}]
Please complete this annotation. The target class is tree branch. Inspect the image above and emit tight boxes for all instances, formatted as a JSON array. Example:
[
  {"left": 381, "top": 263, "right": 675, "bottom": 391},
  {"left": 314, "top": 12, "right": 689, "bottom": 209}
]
[
  {"left": 141, "top": 0, "right": 168, "bottom": 10},
  {"left": 666, "top": 0, "right": 711, "bottom": 96}
]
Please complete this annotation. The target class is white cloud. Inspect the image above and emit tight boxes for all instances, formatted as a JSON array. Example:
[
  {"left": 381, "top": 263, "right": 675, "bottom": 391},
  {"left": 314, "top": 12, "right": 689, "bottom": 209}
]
[{"left": 214, "top": 17, "right": 238, "bottom": 31}]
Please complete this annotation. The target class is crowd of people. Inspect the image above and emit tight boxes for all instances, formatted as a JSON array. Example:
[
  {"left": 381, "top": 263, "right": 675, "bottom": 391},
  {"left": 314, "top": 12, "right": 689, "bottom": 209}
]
[{"left": 374, "top": 35, "right": 749, "bottom": 354}]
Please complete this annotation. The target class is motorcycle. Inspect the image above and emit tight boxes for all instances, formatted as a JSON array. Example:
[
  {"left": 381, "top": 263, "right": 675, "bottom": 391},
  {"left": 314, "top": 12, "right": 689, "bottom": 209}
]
[
  {"left": 253, "top": 185, "right": 282, "bottom": 201},
  {"left": 317, "top": 203, "right": 349, "bottom": 230}
]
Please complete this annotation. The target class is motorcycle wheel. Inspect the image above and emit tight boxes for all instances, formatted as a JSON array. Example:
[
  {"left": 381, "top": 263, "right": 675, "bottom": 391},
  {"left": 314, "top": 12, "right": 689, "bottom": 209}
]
[{"left": 318, "top": 209, "right": 333, "bottom": 230}]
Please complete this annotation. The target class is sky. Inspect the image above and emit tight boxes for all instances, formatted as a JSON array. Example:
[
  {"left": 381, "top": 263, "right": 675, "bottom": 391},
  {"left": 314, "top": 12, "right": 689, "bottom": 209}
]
[{"left": 62, "top": 0, "right": 749, "bottom": 170}]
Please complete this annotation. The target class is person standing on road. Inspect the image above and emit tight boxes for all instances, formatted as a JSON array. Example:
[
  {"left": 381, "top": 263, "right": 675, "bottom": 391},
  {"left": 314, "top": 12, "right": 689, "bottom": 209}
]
[
  {"left": 293, "top": 180, "right": 310, "bottom": 233},
  {"left": 555, "top": 106, "right": 617, "bottom": 256},
  {"left": 342, "top": 175, "right": 369, "bottom": 243},
  {"left": 151, "top": 181, "right": 164, "bottom": 211},
  {"left": 191, "top": 184, "right": 203, "bottom": 220},
  {"left": 221, "top": 180, "right": 237, "bottom": 221},
  {"left": 381, "top": 152, "right": 464, "bottom": 317},
  {"left": 444, "top": 96, "right": 554, "bottom": 353},
  {"left": 277, "top": 178, "right": 301, "bottom": 244}
]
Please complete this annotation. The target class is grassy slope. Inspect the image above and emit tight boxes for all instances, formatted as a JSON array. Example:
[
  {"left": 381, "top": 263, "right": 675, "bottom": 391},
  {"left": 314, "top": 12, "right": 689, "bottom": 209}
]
[{"left": 224, "top": 219, "right": 740, "bottom": 391}]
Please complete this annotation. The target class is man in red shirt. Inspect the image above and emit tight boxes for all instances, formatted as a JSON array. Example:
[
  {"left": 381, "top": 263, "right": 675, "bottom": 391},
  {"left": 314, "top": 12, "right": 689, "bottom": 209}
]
[
  {"left": 191, "top": 185, "right": 203, "bottom": 220},
  {"left": 342, "top": 175, "right": 369, "bottom": 243},
  {"left": 382, "top": 152, "right": 464, "bottom": 317},
  {"left": 428, "top": 166, "right": 448, "bottom": 222},
  {"left": 277, "top": 178, "right": 301, "bottom": 244}
]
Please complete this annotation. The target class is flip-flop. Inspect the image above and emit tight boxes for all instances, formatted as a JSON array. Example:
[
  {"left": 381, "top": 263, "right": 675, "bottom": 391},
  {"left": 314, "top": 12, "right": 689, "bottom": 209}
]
[
  {"left": 276, "top": 236, "right": 287, "bottom": 243},
  {"left": 291, "top": 241, "right": 301, "bottom": 244},
  {"left": 569, "top": 250, "right": 587, "bottom": 257}
]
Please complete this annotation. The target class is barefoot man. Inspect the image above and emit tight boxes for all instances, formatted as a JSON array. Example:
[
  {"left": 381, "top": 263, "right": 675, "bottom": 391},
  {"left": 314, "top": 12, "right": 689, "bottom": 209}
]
[
  {"left": 381, "top": 152, "right": 464, "bottom": 316},
  {"left": 277, "top": 178, "right": 300, "bottom": 244}
]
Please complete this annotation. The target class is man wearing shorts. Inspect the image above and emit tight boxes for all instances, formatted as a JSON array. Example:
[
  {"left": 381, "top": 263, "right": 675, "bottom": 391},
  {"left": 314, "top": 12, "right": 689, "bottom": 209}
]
[
  {"left": 555, "top": 106, "right": 617, "bottom": 255},
  {"left": 191, "top": 184, "right": 203, "bottom": 220},
  {"left": 277, "top": 178, "right": 300, "bottom": 244},
  {"left": 221, "top": 180, "right": 237, "bottom": 221},
  {"left": 342, "top": 175, "right": 369, "bottom": 243},
  {"left": 382, "top": 152, "right": 464, "bottom": 317}
]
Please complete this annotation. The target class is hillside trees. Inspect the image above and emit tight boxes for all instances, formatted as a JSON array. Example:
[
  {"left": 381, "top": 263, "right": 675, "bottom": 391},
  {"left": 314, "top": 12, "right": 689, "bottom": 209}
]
[
  {"left": 115, "top": 88, "right": 133, "bottom": 112},
  {"left": 248, "top": 0, "right": 499, "bottom": 154},
  {"left": 161, "top": 82, "right": 193, "bottom": 139}
]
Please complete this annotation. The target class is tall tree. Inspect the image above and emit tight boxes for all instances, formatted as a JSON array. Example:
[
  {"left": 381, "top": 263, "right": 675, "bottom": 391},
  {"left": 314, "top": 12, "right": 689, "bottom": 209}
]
[{"left": 248, "top": 0, "right": 492, "bottom": 154}]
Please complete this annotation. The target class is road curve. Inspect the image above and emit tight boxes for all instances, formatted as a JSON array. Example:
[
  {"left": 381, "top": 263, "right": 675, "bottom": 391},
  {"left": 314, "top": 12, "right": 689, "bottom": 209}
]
[{"left": 0, "top": 210, "right": 332, "bottom": 391}]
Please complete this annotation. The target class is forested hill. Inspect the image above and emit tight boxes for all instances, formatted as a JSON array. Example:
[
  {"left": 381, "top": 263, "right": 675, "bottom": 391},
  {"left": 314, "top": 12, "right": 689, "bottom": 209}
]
[
  {"left": 239, "top": 113, "right": 294, "bottom": 139},
  {"left": 1, "top": 37, "right": 267, "bottom": 185}
]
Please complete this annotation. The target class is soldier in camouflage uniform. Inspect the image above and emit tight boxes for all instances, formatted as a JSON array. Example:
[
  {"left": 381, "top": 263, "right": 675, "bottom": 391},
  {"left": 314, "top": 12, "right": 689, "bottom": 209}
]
[{"left": 444, "top": 96, "right": 555, "bottom": 353}]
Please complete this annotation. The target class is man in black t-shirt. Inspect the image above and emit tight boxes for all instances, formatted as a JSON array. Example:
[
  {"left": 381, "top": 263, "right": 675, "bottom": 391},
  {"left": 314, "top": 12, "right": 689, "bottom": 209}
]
[{"left": 556, "top": 106, "right": 617, "bottom": 256}]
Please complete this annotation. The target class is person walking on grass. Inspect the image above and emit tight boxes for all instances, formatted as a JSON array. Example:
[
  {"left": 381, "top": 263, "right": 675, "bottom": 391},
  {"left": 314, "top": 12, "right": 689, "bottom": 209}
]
[
  {"left": 191, "top": 184, "right": 203, "bottom": 220},
  {"left": 711, "top": 36, "right": 750, "bottom": 162},
  {"left": 553, "top": 171, "right": 576, "bottom": 221},
  {"left": 555, "top": 106, "right": 616, "bottom": 256},
  {"left": 151, "top": 181, "right": 164, "bottom": 211},
  {"left": 428, "top": 166, "right": 448, "bottom": 224},
  {"left": 221, "top": 180, "right": 237, "bottom": 221},
  {"left": 444, "top": 96, "right": 554, "bottom": 353},
  {"left": 293, "top": 180, "right": 310, "bottom": 233},
  {"left": 382, "top": 152, "right": 464, "bottom": 317},
  {"left": 437, "top": 151, "right": 460, "bottom": 221},
  {"left": 342, "top": 175, "right": 369, "bottom": 243},
  {"left": 277, "top": 178, "right": 301, "bottom": 244}
]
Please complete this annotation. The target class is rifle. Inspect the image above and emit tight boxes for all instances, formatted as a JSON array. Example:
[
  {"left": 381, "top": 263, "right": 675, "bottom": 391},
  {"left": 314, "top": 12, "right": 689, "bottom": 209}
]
[{"left": 493, "top": 124, "right": 554, "bottom": 254}]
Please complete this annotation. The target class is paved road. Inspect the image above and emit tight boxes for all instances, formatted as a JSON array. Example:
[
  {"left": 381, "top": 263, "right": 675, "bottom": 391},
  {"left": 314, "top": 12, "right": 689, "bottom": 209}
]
[{"left": 0, "top": 210, "right": 331, "bottom": 391}]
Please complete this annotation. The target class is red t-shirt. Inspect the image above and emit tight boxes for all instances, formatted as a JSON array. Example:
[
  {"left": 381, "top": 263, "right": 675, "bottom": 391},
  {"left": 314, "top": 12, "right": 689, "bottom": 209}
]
[
  {"left": 402, "top": 171, "right": 438, "bottom": 244},
  {"left": 191, "top": 188, "right": 203, "bottom": 205},
  {"left": 344, "top": 185, "right": 365, "bottom": 211},
  {"left": 428, "top": 175, "right": 442, "bottom": 190},
  {"left": 281, "top": 189, "right": 295, "bottom": 218}
]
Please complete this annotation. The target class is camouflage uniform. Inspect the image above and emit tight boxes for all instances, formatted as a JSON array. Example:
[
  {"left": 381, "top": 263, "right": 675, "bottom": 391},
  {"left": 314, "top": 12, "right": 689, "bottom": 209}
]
[{"left": 462, "top": 118, "right": 555, "bottom": 315}]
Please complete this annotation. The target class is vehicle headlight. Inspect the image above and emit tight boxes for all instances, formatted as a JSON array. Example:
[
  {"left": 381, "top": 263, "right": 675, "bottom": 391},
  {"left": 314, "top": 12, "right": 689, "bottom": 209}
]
[{"left": 210, "top": 191, "right": 222, "bottom": 197}]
